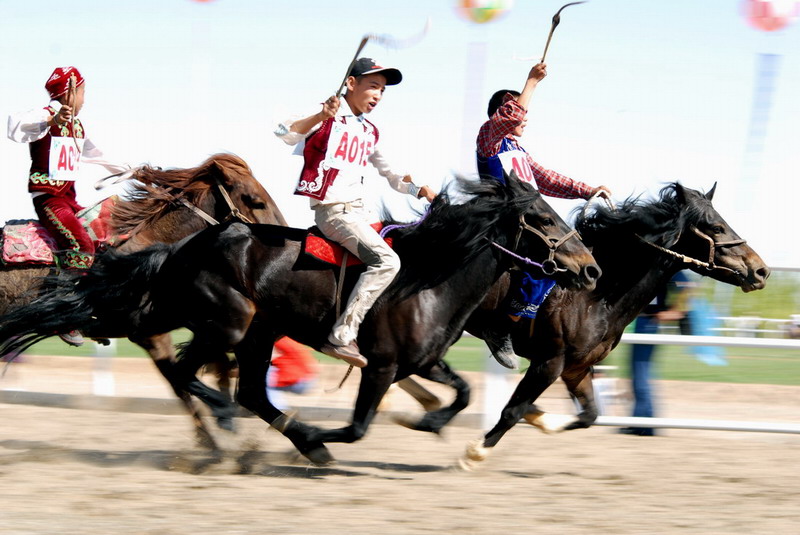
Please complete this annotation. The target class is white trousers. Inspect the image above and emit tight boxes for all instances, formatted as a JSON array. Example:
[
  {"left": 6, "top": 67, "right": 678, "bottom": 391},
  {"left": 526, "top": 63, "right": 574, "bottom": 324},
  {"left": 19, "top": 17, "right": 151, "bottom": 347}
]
[{"left": 313, "top": 200, "right": 401, "bottom": 346}]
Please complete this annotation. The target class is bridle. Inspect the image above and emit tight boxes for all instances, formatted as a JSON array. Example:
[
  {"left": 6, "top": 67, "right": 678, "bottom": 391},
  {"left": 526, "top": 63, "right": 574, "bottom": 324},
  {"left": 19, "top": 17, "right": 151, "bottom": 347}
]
[
  {"left": 491, "top": 213, "right": 582, "bottom": 276},
  {"left": 173, "top": 178, "right": 255, "bottom": 226},
  {"left": 636, "top": 225, "right": 746, "bottom": 276}
]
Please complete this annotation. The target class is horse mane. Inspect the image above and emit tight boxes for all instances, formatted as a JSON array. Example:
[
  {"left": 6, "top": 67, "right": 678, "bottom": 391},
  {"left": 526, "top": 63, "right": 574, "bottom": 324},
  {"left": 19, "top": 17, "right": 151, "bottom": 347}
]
[
  {"left": 575, "top": 182, "right": 712, "bottom": 249},
  {"left": 384, "top": 175, "right": 538, "bottom": 300},
  {"left": 112, "top": 153, "right": 255, "bottom": 235}
]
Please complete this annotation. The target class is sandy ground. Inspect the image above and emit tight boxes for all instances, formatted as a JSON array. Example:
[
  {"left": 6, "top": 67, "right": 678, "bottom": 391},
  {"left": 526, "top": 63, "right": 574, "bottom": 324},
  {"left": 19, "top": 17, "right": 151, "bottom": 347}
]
[{"left": 1, "top": 355, "right": 799, "bottom": 534}]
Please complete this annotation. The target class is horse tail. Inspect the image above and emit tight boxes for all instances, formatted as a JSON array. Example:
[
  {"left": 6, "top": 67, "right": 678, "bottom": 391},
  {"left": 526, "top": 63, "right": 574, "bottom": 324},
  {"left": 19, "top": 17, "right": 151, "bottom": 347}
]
[{"left": 0, "top": 244, "right": 175, "bottom": 358}]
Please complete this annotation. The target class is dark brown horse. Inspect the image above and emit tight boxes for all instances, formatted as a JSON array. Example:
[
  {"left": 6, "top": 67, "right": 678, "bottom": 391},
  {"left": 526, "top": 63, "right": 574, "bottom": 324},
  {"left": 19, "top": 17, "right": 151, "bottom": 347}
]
[
  {"left": 0, "top": 176, "right": 601, "bottom": 464},
  {"left": 0, "top": 153, "right": 285, "bottom": 446},
  {"left": 458, "top": 183, "right": 769, "bottom": 467}
]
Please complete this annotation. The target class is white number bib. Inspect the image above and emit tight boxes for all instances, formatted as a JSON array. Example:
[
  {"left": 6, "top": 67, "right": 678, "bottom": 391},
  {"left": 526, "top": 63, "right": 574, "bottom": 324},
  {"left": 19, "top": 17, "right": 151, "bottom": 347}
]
[
  {"left": 498, "top": 149, "right": 534, "bottom": 183},
  {"left": 48, "top": 137, "right": 85, "bottom": 181},
  {"left": 323, "top": 121, "right": 374, "bottom": 172}
]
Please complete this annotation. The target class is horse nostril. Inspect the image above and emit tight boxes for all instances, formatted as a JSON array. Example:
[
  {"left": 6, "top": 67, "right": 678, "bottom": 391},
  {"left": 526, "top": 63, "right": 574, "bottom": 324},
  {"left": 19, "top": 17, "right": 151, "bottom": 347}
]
[
  {"left": 756, "top": 267, "right": 770, "bottom": 280},
  {"left": 584, "top": 264, "right": 602, "bottom": 282}
]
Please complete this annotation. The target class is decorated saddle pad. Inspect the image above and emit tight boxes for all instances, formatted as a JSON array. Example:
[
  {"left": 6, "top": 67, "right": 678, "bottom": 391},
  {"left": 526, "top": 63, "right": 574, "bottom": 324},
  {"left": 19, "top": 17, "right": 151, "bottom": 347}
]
[
  {"left": 1, "top": 196, "right": 120, "bottom": 265},
  {"left": 303, "top": 222, "right": 393, "bottom": 267}
]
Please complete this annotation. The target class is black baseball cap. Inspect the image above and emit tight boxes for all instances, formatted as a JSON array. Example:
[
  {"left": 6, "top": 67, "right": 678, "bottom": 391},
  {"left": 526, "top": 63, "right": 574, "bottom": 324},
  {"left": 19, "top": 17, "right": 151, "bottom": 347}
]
[{"left": 349, "top": 57, "right": 403, "bottom": 85}]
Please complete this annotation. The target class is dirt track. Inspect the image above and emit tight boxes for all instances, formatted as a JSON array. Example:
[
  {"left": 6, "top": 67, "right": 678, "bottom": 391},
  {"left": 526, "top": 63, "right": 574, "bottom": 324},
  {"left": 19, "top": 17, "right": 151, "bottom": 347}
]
[{"left": 1, "top": 356, "right": 799, "bottom": 534}]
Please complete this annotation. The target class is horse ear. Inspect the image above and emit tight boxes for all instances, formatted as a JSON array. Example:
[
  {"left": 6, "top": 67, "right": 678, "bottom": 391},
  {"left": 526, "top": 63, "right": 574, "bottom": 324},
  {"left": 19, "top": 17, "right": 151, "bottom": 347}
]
[
  {"left": 674, "top": 182, "right": 686, "bottom": 204},
  {"left": 705, "top": 182, "right": 717, "bottom": 201}
]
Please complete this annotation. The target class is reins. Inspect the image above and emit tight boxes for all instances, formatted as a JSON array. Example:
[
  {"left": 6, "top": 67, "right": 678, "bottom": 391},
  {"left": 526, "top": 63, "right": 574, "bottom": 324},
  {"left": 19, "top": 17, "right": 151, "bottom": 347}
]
[
  {"left": 635, "top": 226, "right": 746, "bottom": 276},
  {"left": 491, "top": 213, "right": 581, "bottom": 276}
]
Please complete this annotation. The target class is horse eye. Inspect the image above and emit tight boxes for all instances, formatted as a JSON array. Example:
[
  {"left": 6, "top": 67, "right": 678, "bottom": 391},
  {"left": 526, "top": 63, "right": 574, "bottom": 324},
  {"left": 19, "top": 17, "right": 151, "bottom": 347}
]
[
  {"left": 243, "top": 194, "right": 266, "bottom": 209},
  {"left": 541, "top": 217, "right": 555, "bottom": 227},
  {"left": 712, "top": 225, "right": 725, "bottom": 234}
]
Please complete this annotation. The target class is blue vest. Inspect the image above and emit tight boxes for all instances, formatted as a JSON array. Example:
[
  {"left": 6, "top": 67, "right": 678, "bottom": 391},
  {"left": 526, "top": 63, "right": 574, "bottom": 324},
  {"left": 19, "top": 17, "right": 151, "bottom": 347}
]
[{"left": 477, "top": 138, "right": 523, "bottom": 184}]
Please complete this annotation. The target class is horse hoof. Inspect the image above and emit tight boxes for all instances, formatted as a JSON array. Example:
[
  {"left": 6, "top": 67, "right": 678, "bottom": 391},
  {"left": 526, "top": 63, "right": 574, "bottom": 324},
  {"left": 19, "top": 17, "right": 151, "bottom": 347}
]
[
  {"left": 523, "top": 412, "right": 571, "bottom": 434},
  {"left": 195, "top": 429, "right": 219, "bottom": 451},
  {"left": 456, "top": 456, "right": 476, "bottom": 471},
  {"left": 216, "top": 416, "right": 237, "bottom": 433},
  {"left": 304, "top": 446, "right": 336, "bottom": 467},
  {"left": 465, "top": 438, "right": 490, "bottom": 462},
  {"left": 391, "top": 414, "right": 419, "bottom": 430}
]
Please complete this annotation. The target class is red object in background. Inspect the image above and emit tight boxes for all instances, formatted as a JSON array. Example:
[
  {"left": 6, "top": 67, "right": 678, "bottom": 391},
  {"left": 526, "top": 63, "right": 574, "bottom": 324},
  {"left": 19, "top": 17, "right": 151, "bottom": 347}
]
[
  {"left": 271, "top": 337, "right": 318, "bottom": 388},
  {"left": 742, "top": 0, "right": 800, "bottom": 32}
]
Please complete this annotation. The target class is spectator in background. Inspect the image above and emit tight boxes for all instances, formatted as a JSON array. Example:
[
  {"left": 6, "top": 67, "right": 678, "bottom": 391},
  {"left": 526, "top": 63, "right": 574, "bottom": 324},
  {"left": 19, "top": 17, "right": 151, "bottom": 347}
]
[
  {"left": 620, "top": 270, "right": 695, "bottom": 436},
  {"left": 266, "top": 336, "right": 318, "bottom": 412}
]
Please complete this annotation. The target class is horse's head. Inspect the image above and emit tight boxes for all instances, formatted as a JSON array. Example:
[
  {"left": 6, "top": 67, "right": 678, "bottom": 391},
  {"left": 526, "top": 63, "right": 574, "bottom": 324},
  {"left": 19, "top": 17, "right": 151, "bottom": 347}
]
[
  {"left": 203, "top": 154, "right": 288, "bottom": 226},
  {"left": 500, "top": 174, "right": 601, "bottom": 291},
  {"left": 669, "top": 183, "right": 769, "bottom": 292}
]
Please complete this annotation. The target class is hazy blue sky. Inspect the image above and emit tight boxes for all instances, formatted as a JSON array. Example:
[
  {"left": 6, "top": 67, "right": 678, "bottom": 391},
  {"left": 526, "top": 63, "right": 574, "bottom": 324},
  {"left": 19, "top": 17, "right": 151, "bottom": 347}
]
[{"left": 2, "top": 0, "right": 799, "bottom": 265}]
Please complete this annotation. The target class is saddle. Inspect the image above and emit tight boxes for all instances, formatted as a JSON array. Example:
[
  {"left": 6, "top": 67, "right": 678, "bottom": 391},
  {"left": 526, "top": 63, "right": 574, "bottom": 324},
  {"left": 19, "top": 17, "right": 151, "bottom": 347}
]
[
  {"left": 303, "top": 222, "right": 393, "bottom": 267},
  {"left": 1, "top": 196, "right": 122, "bottom": 266}
]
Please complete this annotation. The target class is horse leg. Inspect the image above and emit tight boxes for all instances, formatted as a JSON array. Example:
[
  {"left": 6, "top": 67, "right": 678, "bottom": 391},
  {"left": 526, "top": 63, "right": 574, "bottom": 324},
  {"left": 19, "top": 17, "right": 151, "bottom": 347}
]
[
  {"left": 169, "top": 336, "right": 242, "bottom": 435},
  {"left": 560, "top": 369, "right": 600, "bottom": 430},
  {"left": 309, "top": 363, "right": 398, "bottom": 445},
  {"left": 461, "top": 357, "right": 563, "bottom": 469},
  {"left": 133, "top": 333, "right": 222, "bottom": 450},
  {"left": 233, "top": 330, "right": 334, "bottom": 466},
  {"left": 397, "top": 377, "right": 443, "bottom": 411},
  {"left": 393, "top": 360, "right": 471, "bottom": 435}
]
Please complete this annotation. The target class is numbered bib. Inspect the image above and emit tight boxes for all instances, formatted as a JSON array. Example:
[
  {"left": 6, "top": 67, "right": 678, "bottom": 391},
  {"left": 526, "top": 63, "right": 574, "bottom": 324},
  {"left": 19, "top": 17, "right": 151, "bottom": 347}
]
[
  {"left": 323, "top": 121, "right": 374, "bottom": 172},
  {"left": 48, "top": 137, "right": 85, "bottom": 181},
  {"left": 498, "top": 149, "right": 534, "bottom": 183}
]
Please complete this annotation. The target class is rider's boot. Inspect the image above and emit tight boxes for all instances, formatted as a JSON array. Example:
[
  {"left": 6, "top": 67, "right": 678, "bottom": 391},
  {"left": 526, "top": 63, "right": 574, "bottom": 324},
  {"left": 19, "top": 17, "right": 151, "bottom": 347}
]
[{"left": 483, "top": 314, "right": 520, "bottom": 370}]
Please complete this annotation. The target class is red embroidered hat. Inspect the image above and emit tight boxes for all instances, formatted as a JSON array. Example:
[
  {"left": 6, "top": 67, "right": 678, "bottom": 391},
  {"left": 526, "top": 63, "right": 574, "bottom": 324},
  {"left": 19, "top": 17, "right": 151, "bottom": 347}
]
[
  {"left": 349, "top": 58, "right": 402, "bottom": 85},
  {"left": 45, "top": 66, "right": 85, "bottom": 99}
]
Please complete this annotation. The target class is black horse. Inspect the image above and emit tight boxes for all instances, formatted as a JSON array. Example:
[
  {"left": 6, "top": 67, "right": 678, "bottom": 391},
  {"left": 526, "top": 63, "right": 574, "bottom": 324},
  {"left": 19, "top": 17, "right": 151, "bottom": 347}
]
[
  {"left": 459, "top": 183, "right": 769, "bottom": 467},
  {"left": 0, "top": 154, "right": 286, "bottom": 447},
  {"left": 0, "top": 176, "right": 600, "bottom": 464}
]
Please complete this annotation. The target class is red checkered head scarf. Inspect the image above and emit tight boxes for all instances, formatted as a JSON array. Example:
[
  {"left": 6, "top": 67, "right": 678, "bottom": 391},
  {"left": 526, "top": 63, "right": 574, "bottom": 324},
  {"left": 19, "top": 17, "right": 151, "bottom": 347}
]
[{"left": 45, "top": 66, "right": 84, "bottom": 99}]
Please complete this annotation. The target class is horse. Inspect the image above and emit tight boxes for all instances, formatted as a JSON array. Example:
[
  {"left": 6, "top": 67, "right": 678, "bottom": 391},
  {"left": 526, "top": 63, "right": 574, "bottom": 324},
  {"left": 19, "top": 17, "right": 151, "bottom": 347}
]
[
  {"left": 0, "top": 153, "right": 286, "bottom": 446},
  {"left": 458, "top": 182, "right": 769, "bottom": 467},
  {"left": 0, "top": 175, "right": 601, "bottom": 464}
]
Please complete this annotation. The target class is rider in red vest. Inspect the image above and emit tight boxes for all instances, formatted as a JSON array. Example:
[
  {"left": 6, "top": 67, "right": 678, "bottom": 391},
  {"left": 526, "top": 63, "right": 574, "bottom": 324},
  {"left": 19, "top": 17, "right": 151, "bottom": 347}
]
[
  {"left": 276, "top": 58, "right": 436, "bottom": 367},
  {"left": 7, "top": 66, "right": 127, "bottom": 270},
  {"left": 7, "top": 66, "right": 128, "bottom": 345}
]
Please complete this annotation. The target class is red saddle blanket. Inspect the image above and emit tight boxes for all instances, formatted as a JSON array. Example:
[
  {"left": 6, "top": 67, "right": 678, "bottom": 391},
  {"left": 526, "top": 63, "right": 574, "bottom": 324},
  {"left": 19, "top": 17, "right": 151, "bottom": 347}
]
[
  {"left": 1, "top": 196, "right": 120, "bottom": 265},
  {"left": 304, "top": 222, "right": 393, "bottom": 267}
]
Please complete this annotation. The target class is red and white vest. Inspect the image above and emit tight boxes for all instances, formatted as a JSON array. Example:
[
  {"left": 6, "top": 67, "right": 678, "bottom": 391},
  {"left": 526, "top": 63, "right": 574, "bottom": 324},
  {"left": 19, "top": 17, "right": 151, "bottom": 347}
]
[
  {"left": 294, "top": 115, "right": 379, "bottom": 201},
  {"left": 28, "top": 106, "right": 85, "bottom": 199}
]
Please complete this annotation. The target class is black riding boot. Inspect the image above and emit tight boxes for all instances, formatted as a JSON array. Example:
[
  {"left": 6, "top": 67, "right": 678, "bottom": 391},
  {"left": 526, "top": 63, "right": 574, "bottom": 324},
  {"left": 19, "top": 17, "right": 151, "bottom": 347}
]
[{"left": 483, "top": 315, "right": 519, "bottom": 370}]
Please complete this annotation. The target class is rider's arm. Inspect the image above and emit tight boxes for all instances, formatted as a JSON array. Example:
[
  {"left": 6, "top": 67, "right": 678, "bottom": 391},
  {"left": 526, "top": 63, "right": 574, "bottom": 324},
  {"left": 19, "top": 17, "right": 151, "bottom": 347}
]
[
  {"left": 81, "top": 138, "right": 131, "bottom": 175},
  {"left": 7, "top": 108, "right": 54, "bottom": 143},
  {"left": 275, "top": 96, "right": 339, "bottom": 146},
  {"left": 527, "top": 156, "right": 594, "bottom": 199},
  {"left": 369, "top": 149, "right": 434, "bottom": 201},
  {"left": 476, "top": 95, "right": 526, "bottom": 158}
]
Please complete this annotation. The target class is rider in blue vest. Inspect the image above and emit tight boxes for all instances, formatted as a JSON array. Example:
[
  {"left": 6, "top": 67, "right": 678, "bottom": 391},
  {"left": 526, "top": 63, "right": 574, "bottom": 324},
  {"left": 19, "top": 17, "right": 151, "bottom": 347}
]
[{"left": 476, "top": 62, "right": 611, "bottom": 369}]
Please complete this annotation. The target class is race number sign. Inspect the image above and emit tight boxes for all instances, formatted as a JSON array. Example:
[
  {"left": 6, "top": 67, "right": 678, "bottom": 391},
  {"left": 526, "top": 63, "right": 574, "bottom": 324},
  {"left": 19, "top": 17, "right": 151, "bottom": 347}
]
[
  {"left": 323, "top": 120, "right": 374, "bottom": 172},
  {"left": 48, "top": 137, "right": 84, "bottom": 181},
  {"left": 498, "top": 148, "right": 534, "bottom": 183}
]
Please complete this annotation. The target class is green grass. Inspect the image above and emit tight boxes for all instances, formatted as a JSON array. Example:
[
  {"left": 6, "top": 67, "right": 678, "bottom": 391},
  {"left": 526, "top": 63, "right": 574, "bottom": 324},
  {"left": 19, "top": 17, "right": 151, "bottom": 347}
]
[{"left": 25, "top": 332, "right": 799, "bottom": 386}]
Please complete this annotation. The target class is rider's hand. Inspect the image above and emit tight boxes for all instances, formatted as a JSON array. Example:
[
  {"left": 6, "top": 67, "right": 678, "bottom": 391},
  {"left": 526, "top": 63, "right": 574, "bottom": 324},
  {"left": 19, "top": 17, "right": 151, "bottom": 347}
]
[
  {"left": 590, "top": 185, "right": 612, "bottom": 199},
  {"left": 418, "top": 185, "right": 436, "bottom": 202},
  {"left": 55, "top": 105, "right": 72, "bottom": 125},
  {"left": 320, "top": 96, "right": 339, "bottom": 120},
  {"left": 528, "top": 62, "right": 548, "bottom": 82}
]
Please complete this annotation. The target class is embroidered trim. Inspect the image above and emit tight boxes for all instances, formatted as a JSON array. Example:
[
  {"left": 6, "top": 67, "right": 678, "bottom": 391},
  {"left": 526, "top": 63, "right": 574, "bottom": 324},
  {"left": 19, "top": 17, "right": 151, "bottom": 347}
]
[
  {"left": 29, "top": 172, "right": 66, "bottom": 187},
  {"left": 63, "top": 250, "right": 93, "bottom": 269},
  {"left": 42, "top": 205, "right": 81, "bottom": 251}
]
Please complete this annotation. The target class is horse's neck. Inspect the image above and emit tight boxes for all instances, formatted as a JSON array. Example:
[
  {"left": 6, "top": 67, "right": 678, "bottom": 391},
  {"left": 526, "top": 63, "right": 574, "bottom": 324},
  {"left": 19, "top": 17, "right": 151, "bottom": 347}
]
[
  {"left": 119, "top": 203, "right": 211, "bottom": 252},
  {"left": 593, "top": 241, "right": 681, "bottom": 324}
]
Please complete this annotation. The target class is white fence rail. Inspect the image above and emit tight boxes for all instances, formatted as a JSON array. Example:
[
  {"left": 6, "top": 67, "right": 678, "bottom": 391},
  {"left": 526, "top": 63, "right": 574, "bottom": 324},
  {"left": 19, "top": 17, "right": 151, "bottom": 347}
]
[{"left": 481, "top": 332, "right": 800, "bottom": 434}]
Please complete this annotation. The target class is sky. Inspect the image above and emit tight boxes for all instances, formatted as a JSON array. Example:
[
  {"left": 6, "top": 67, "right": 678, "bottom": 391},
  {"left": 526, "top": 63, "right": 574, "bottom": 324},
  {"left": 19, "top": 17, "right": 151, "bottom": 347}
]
[{"left": 1, "top": 0, "right": 799, "bottom": 267}]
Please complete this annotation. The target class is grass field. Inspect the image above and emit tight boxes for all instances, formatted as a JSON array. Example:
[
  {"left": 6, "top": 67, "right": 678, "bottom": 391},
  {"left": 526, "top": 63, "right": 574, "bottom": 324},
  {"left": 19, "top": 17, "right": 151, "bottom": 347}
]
[{"left": 21, "top": 331, "right": 800, "bottom": 387}]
